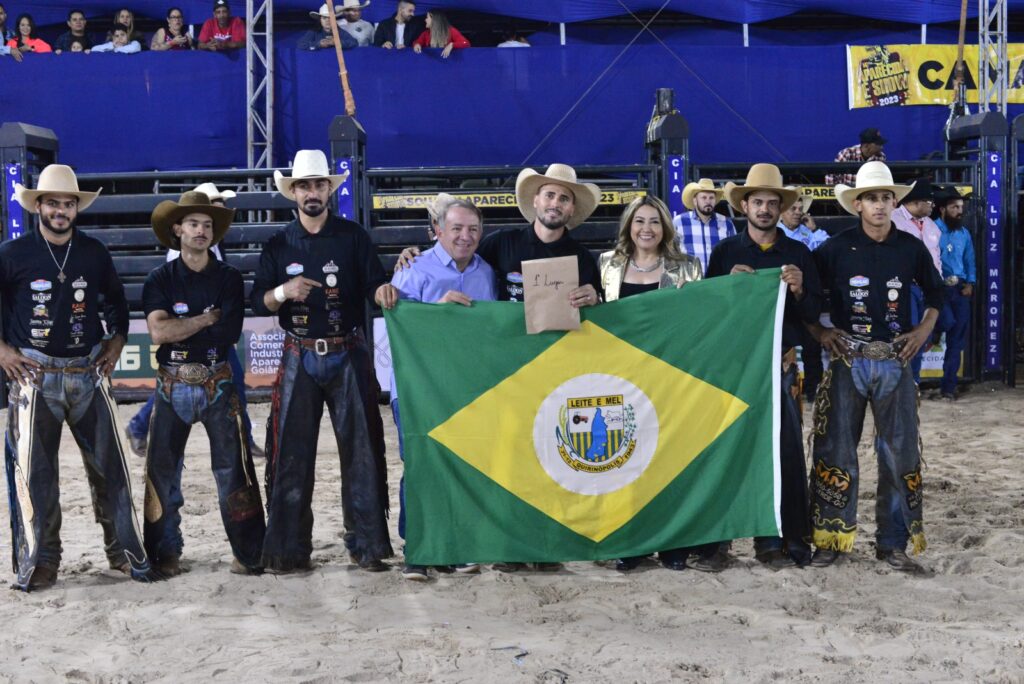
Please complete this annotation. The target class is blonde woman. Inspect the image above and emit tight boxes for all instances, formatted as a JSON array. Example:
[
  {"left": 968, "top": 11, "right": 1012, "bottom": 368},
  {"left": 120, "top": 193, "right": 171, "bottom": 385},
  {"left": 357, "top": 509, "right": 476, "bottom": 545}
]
[
  {"left": 600, "top": 195, "right": 702, "bottom": 304},
  {"left": 412, "top": 10, "right": 469, "bottom": 59}
]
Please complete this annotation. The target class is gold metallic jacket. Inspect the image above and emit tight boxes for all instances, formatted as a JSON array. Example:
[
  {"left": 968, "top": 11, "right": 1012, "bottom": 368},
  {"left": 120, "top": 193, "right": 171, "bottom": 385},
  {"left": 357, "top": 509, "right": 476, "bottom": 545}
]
[{"left": 599, "top": 251, "right": 703, "bottom": 302}]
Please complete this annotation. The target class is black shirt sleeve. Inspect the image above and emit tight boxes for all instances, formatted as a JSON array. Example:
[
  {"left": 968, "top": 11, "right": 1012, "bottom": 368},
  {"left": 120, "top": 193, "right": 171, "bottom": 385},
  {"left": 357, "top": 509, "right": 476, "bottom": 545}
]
[
  {"left": 209, "top": 267, "right": 245, "bottom": 346},
  {"left": 250, "top": 236, "right": 279, "bottom": 316},
  {"left": 476, "top": 231, "right": 499, "bottom": 267},
  {"left": 578, "top": 248, "right": 603, "bottom": 298},
  {"left": 359, "top": 230, "right": 387, "bottom": 303},
  {"left": 794, "top": 243, "right": 823, "bottom": 324},
  {"left": 915, "top": 240, "right": 945, "bottom": 313},
  {"left": 141, "top": 267, "right": 170, "bottom": 317},
  {"left": 98, "top": 246, "right": 129, "bottom": 339},
  {"left": 705, "top": 242, "right": 727, "bottom": 278}
]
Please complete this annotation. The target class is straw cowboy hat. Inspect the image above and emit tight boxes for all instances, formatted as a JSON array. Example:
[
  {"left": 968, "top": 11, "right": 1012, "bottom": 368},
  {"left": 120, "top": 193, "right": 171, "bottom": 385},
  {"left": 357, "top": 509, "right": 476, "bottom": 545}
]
[
  {"left": 834, "top": 161, "right": 915, "bottom": 216},
  {"left": 151, "top": 191, "right": 234, "bottom": 249},
  {"left": 274, "top": 149, "right": 349, "bottom": 201},
  {"left": 724, "top": 164, "right": 798, "bottom": 213},
  {"left": 515, "top": 163, "right": 601, "bottom": 230},
  {"left": 15, "top": 164, "right": 101, "bottom": 213},
  {"left": 784, "top": 186, "right": 813, "bottom": 214},
  {"left": 681, "top": 178, "right": 723, "bottom": 210},
  {"left": 337, "top": 0, "right": 371, "bottom": 9},
  {"left": 193, "top": 182, "right": 236, "bottom": 202}
]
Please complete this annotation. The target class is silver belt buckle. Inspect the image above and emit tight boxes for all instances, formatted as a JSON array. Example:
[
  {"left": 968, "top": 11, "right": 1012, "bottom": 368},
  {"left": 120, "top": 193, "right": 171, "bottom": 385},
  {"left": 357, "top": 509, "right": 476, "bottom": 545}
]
[
  {"left": 178, "top": 363, "right": 211, "bottom": 385},
  {"left": 314, "top": 338, "right": 329, "bottom": 356},
  {"left": 861, "top": 341, "right": 893, "bottom": 361}
]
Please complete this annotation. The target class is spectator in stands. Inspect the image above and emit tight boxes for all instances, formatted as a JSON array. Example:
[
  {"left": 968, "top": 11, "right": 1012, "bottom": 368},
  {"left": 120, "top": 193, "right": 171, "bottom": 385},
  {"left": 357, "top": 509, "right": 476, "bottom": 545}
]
[
  {"left": 933, "top": 186, "right": 975, "bottom": 401},
  {"left": 891, "top": 177, "right": 942, "bottom": 385},
  {"left": 299, "top": 3, "right": 357, "bottom": 51},
  {"left": 151, "top": 7, "right": 194, "bottom": 51},
  {"left": 671, "top": 178, "right": 735, "bottom": 273},
  {"left": 67, "top": 37, "right": 88, "bottom": 52},
  {"left": 53, "top": 9, "right": 92, "bottom": 54},
  {"left": 7, "top": 14, "right": 51, "bottom": 55},
  {"left": 412, "top": 10, "right": 469, "bottom": 58},
  {"left": 108, "top": 8, "right": 146, "bottom": 49},
  {"left": 0, "top": 4, "right": 23, "bottom": 61},
  {"left": 497, "top": 29, "right": 529, "bottom": 48},
  {"left": 198, "top": 0, "right": 245, "bottom": 52},
  {"left": 373, "top": 0, "right": 424, "bottom": 50},
  {"left": 338, "top": 0, "right": 374, "bottom": 47},
  {"left": 92, "top": 24, "right": 142, "bottom": 53},
  {"left": 826, "top": 127, "right": 887, "bottom": 185}
]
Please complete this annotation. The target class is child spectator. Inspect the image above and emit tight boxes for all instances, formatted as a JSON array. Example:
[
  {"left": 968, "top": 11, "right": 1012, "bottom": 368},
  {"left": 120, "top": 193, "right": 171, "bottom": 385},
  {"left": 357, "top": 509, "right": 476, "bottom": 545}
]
[
  {"left": 109, "top": 8, "right": 146, "bottom": 49},
  {"left": 6, "top": 14, "right": 52, "bottom": 55},
  {"left": 151, "top": 7, "right": 194, "bottom": 51},
  {"left": 68, "top": 37, "right": 88, "bottom": 52},
  {"left": 412, "top": 10, "right": 469, "bottom": 59},
  {"left": 92, "top": 23, "right": 141, "bottom": 53},
  {"left": 53, "top": 9, "right": 92, "bottom": 53}
]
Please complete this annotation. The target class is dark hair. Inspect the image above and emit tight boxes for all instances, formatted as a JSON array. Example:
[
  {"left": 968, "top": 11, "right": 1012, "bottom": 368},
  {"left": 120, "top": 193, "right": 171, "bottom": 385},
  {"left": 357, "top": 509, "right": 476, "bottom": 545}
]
[
  {"left": 67, "top": 36, "right": 87, "bottom": 51},
  {"left": 67, "top": 9, "right": 86, "bottom": 22},
  {"left": 111, "top": 22, "right": 129, "bottom": 34},
  {"left": 164, "top": 7, "right": 187, "bottom": 37},
  {"left": 15, "top": 13, "right": 35, "bottom": 45}
]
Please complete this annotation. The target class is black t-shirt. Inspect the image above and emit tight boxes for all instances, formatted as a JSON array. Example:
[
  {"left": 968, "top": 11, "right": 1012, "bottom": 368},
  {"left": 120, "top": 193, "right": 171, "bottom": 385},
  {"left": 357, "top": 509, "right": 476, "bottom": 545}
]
[
  {"left": 142, "top": 256, "right": 244, "bottom": 366},
  {"left": 0, "top": 228, "right": 128, "bottom": 357},
  {"left": 250, "top": 214, "right": 386, "bottom": 337},
  {"left": 476, "top": 225, "right": 602, "bottom": 302},
  {"left": 706, "top": 229, "right": 823, "bottom": 349},
  {"left": 814, "top": 223, "right": 944, "bottom": 342}
]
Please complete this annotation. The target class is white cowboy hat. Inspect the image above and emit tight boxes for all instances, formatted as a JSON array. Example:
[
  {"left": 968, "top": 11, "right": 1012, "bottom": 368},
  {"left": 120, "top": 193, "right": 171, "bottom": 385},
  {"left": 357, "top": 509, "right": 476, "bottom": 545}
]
[
  {"left": 682, "top": 178, "right": 723, "bottom": 210},
  {"left": 337, "top": 0, "right": 370, "bottom": 9},
  {"left": 309, "top": 3, "right": 343, "bottom": 19},
  {"left": 193, "top": 182, "right": 236, "bottom": 202},
  {"left": 274, "top": 149, "right": 349, "bottom": 201},
  {"left": 784, "top": 186, "right": 813, "bottom": 214},
  {"left": 515, "top": 163, "right": 601, "bottom": 230},
  {"left": 15, "top": 164, "right": 101, "bottom": 213},
  {"left": 724, "top": 164, "right": 798, "bottom": 213},
  {"left": 834, "top": 161, "right": 915, "bottom": 216},
  {"left": 427, "top": 192, "right": 456, "bottom": 222}
]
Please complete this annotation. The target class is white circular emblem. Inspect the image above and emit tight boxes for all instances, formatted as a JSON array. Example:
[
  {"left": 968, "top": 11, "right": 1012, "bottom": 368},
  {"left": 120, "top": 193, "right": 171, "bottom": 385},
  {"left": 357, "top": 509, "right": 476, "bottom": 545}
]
[
  {"left": 326, "top": 274, "right": 337, "bottom": 287},
  {"left": 74, "top": 289, "right": 85, "bottom": 302},
  {"left": 532, "top": 373, "right": 658, "bottom": 496},
  {"left": 887, "top": 288, "right": 898, "bottom": 301}
]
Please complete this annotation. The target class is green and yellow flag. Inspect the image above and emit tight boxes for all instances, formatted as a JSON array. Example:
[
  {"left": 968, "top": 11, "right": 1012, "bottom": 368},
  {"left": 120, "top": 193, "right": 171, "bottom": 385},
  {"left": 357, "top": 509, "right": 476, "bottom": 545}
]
[{"left": 385, "top": 269, "right": 785, "bottom": 564}]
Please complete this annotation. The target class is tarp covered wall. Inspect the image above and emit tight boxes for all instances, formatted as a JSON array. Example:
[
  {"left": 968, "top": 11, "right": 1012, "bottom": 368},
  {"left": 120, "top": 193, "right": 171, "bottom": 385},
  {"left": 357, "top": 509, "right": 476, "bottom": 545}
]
[{"left": 2, "top": 46, "right": 1021, "bottom": 172}]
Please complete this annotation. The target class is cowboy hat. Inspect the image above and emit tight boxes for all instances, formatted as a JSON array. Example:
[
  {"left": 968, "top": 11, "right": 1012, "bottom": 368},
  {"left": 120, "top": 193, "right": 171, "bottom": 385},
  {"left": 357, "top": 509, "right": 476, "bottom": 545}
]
[
  {"left": 834, "top": 161, "right": 915, "bottom": 216},
  {"left": 515, "top": 163, "right": 601, "bottom": 230},
  {"left": 15, "top": 164, "right": 101, "bottom": 213},
  {"left": 274, "top": 149, "right": 349, "bottom": 201},
  {"left": 723, "top": 164, "right": 798, "bottom": 213},
  {"left": 151, "top": 191, "right": 234, "bottom": 249},
  {"left": 899, "top": 176, "right": 933, "bottom": 205},
  {"left": 427, "top": 192, "right": 457, "bottom": 222},
  {"left": 337, "top": 0, "right": 371, "bottom": 10},
  {"left": 309, "top": 2, "right": 343, "bottom": 19},
  {"left": 681, "top": 178, "right": 723, "bottom": 210},
  {"left": 193, "top": 182, "right": 236, "bottom": 202},
  {"left": 784, "top": 186, "right": 813, "bottom": 214}
]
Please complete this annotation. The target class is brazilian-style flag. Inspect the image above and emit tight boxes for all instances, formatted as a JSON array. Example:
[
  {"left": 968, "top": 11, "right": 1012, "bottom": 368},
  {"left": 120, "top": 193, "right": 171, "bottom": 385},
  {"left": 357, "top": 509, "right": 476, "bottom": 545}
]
[{"left": 385, "top": 269, "right": 786, "bottom": 564}]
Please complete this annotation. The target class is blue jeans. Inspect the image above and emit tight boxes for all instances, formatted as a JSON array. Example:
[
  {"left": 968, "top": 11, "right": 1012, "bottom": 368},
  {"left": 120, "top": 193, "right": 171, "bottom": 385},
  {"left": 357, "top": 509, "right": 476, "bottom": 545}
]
[
  {"left": 810, "top": 358, "right": 924, "bottom": 554},
  {"left": 909, "top": 284, "right": 925, "bottom": 384},
  {"left": 390, "top": 398, "right": 408, "bottom": 540},
  {"left": 6, "top": 346, "right": 153, "bottom": 589},
  {"left": 938, "top": 285, "right": 971, "bottom": 394},
  {"left": 129, "top": 347, "right": 254, "bottom": 445},
  {"left": 143, "top": 366, "right": 265, "bottom": 569}
]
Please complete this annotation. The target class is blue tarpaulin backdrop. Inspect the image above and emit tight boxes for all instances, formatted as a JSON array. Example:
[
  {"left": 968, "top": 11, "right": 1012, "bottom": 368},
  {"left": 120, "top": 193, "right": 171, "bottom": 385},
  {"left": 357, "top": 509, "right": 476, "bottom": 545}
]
[{"left": 1, "top": 45, "right": 1021, "bottom": 173}]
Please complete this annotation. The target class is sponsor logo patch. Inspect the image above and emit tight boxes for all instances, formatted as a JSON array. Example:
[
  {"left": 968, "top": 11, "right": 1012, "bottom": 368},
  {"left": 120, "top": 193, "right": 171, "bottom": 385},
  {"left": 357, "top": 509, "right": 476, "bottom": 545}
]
[
  {"left": 30, "top": 280, "right": 52, "bottom": 292},
  {"left": 850, "top": 288, "right": 869, "bottom": 299},
  {"left": 887, "top": 288, "right": 899, "bottom": 301},
  {"left": 849, "top": 275, "right": 869, "bottom": 287},
  {"left": 886, "top": 277, "right": 903, "bottom": 289},
  {"left": 32, "top": 293, "right": 51, "bottom": 303},
  {"left": 72, "top": 277, "right": 87, "bottom": 289},
  {"left": 322, "top": 260, "right": 339, "bottom": 274},
  {"left": 286, "top": 263, "right": 304, "bottom": 276},
  {"left": 173, "top": 302, "right": 189, "bottom": 315}
]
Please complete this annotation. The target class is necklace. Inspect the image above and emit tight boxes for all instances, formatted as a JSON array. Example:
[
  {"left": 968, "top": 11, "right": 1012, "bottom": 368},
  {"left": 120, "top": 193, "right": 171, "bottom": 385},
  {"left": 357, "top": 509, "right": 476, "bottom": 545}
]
[
  {"left": 43, "top": 234, "right": 72, "bottom": 284},
  {"left": 629, "top": 256, "right": 663, "bottom": 273}
]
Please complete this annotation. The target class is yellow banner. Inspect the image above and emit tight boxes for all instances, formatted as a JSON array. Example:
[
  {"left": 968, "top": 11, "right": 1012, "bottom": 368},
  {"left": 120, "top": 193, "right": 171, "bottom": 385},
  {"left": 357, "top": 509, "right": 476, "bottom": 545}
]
[
  {"left": 847, "top": 44, "right": 1024, "bottom": 108},
  {"left": 372, "top": 189, "right": 646, "bottom": 210},
  {"left": 797, "top": 185, "right": 972, "bottom": 200}
]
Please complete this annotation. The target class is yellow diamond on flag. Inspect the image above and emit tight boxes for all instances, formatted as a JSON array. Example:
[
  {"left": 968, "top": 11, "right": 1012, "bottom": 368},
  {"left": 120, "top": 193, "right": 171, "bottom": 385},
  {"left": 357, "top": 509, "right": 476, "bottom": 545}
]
[{"left": 428, "top": 320, "right": 749, "bottom": 543}]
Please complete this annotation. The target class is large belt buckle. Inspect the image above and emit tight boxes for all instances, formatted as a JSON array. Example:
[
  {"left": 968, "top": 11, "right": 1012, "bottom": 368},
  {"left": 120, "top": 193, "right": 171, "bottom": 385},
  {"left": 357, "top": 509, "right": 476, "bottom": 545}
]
[
  {"left": 314, "top": 338, "right": 329, "bottom": 356},
  {"left": 944, "top": 275, "right": 960, "bottom": 286},
  {"left": 178, "top": 363, "right": 211, "bottom": 385},
  {"left": 861, "top": 341, "right": 893, "bottom": 361}
]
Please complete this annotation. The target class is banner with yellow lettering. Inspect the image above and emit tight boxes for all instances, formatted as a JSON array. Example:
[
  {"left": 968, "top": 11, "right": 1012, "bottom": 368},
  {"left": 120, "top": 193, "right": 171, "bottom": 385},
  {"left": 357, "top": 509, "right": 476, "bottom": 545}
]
[{"left": 847, "top": 44, "right": 1024, "bottom": 109}]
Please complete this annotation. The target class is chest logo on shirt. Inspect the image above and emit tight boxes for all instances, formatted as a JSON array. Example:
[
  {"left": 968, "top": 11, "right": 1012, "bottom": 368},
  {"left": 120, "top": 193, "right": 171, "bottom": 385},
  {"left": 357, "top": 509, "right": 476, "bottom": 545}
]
[
  {"left": 507, "top": 272, "right": 524, "bottom": 284},
  {"left": 887, "top": 289, "right": 899, "bottom": 301},
  {"left": 852, "top": 301, "right": 867, "bottom": 315},
  {"left": 32, "top": 305, "right": 48, "bottom": 318},
  {"left": 850, "top": 288, "right": 869, "bottom": 300},
  {"left": 72, "top": 277, "right": 87, "bottom": 289},
  {"left": 72, "top": 302, "right": 86, "bottom": 314},
  {"left": 322, "top": 260, "right": 339, "bottom": 274},
  {"left": 848, "top": 275, "right": 869, "bottom": 287},
  {"left": 174, "top": 302, "right": 189, "bottom": 315},
  {"left": 286, "top": 263, "right": 304, "bottom": 276},
  {"left": 32, "top": 292, "right": 51, "bottom": 303},
  {"left": 886, "top": 277, "right": 903, "bottom": 289},
  {"left": 74, "top": 289, "right": 85, "bottom": 302},
  {"left": 30, "top": 279, "right": 52, "bottom": 292},
  {"left": 326, "top": 274, "right": 337, "bottom": 287}
]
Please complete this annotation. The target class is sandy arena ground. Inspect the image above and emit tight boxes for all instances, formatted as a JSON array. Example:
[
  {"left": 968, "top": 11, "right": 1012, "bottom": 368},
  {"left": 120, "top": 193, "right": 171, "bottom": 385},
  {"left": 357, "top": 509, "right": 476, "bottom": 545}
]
[{"left": 1, "top": 386, "right": 1023, "bottom": 683}]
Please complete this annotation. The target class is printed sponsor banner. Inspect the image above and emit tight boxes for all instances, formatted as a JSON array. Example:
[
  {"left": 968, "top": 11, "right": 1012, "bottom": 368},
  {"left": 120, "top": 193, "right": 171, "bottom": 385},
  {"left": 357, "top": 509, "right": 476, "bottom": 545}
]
[
  {"left": 665, "top": 155, "right": 687, "bottom": 222},
  {"left": 372, "top": 189, "right": 647, "bottom": 210},
  {"left": 335, "top": 157, "right": 355, "bottom": 219},
  {"left": 798, "top": 184, "right": 972, "bottom": 201},
  {"left": 984, "top": 151, "right": 1003, "bottom": 372},
  {"left": 847, "top": 44, "right": 1024, "bottom": 109},
  {"left": 5, "top": 163, "right": 25, "bottom": 240}
]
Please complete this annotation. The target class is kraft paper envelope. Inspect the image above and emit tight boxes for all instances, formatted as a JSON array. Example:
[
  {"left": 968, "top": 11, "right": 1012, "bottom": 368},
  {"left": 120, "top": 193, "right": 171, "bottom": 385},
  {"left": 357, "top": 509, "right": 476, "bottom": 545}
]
[{"left": 522, "top": 256, "right": 580, "bottom": 334}]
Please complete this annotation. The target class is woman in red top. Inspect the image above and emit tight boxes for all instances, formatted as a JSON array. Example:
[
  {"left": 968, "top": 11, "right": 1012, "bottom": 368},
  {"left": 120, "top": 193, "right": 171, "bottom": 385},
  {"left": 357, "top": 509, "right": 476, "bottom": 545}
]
[
  {"left": 6, "top": 14, "right": 51, "bottom": 54},
  {"left": 412, "top": 10, "right": 469, "bottom": 59}
]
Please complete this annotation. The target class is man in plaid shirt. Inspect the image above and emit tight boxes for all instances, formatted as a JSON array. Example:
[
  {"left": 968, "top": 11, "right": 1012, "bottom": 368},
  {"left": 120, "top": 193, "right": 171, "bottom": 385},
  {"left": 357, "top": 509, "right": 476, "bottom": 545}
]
[
  {"left": 672, "top": 178, "right": 735, "bottom": 273},
  {"left": 826, "top": 128, "right": 887, "bottom": 185}
]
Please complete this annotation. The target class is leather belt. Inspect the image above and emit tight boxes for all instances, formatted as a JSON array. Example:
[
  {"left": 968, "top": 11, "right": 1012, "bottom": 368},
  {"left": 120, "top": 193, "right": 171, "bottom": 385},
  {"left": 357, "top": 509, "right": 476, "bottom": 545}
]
[
  {"left": 841, "top": 337, "right": 905, "bottom": 361},
  {"left": 35, "top": 365, "right": 95, "bottom": 375},
  {"left": 287, "top": 332, "right": 354, "bottom": 356}
]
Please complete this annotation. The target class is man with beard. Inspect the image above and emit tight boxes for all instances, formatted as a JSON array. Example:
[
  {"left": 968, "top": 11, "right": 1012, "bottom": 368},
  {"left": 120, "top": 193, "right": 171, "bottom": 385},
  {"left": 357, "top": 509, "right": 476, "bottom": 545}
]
[
  {"left": 700, "top": 163, "right": 822, "bottom": 571},
  {"left": 373, "top": 0, "right": 424, "bottom": 49},
  {"left": 251, "top": 150, "right": 393, "bottom": 574},
  {"left": 0, "top": 164, "right": 157, "bottom": 590},
  {"left": 141, "top": 191, "right": 265, "bottom": 577},
  {"left": 198, "top": 0, "right": 246, "bottom": 52},
  {"left": 933, "top": 186, "right": 975, "bottom": 400},
  {"left": 807, "top": 162, "right": 942, "bottom": 573},
  {"left": 672, "top": 178, "right": 736, "bottom": 273}
]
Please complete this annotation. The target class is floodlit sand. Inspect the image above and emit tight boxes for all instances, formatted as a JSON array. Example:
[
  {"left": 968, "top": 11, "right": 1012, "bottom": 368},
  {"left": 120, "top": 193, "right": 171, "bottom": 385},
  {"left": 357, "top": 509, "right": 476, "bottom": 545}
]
[{"left": 1, "top": 386, "right": 1023, "bottom": 683}]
